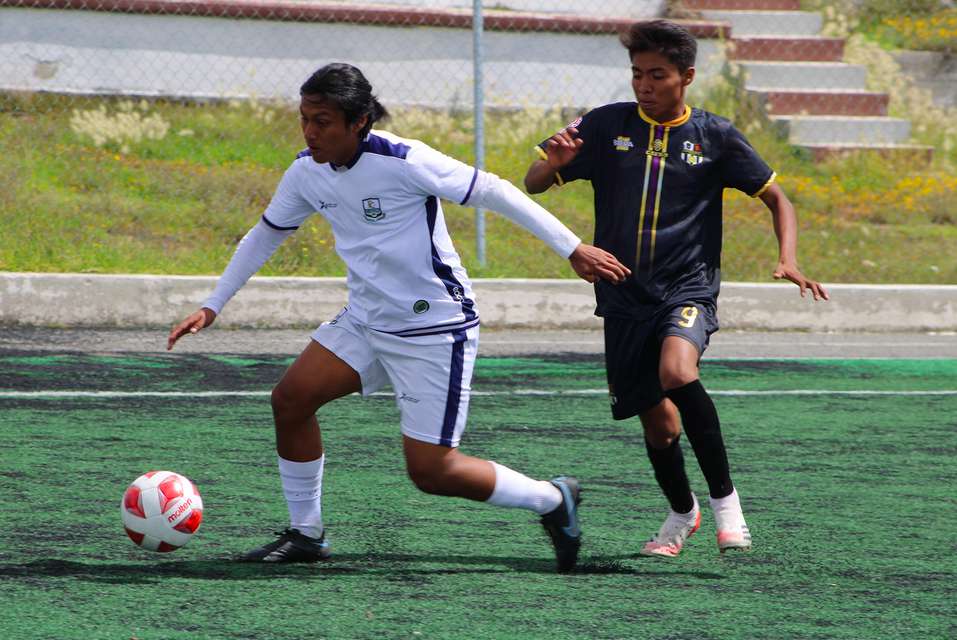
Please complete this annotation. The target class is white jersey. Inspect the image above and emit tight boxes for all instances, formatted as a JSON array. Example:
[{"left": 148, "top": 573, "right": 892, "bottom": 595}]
[
  {"left": 203, "top": 130, "right": 581, "bottom": 337},
  {"left": 263, "top": 131, "right": 481, "bottom": 336}
]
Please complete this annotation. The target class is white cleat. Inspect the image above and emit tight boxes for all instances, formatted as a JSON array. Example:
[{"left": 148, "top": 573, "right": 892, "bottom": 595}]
[
  {"left": 639, "top": 494, "right": 701, "bottom": 558},
  {"left": 711, "top": 489, "right": 752, "bottom": 553}
]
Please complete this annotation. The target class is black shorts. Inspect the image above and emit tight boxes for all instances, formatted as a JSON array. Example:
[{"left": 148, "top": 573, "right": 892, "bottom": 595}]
[{"left": 603, "top": 301, "right": 718, "bottom": 420}]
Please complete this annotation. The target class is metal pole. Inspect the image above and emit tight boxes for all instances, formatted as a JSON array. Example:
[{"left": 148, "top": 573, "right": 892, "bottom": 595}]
[{"left": 472, "top": 0, "right": 486, "bottom": 267}]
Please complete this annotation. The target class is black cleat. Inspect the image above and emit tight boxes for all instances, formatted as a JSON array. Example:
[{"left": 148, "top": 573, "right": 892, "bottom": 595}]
[
  {"left": 239, "top": 528, "right": 331, "bottom": 563},
  {"left": 540, "top": 476, "right": 582, "bottom": 573}
]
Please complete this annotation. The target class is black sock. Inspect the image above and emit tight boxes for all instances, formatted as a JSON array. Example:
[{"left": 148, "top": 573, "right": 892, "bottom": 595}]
[
  {"left": 665, "top": 380, "right": 733, "bottom": 499},
  {"left": 644, "top": 435, "right": 695, "bottom": 514}
]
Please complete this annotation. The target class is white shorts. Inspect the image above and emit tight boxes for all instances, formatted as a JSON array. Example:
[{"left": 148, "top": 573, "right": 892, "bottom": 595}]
[{"left": 312, "top": 308, "right": 478, "bottom": 448}]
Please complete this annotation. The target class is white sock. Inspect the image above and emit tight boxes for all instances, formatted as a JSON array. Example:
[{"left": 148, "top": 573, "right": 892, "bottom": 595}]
[
  {"left": 485, "top": 461, "right": 562, "bottom": 515},
  {"left": 278, "top": 455, "right": 325, "bottom": 539},
  {"left": 709, "top": 488, "right": 741, "bottom": 513},
  {"left": 710, "top": 488, "right": 746, "bottom": 528}
]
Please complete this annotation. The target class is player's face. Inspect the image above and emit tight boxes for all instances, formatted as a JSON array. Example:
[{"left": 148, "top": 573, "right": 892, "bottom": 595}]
[
  {"left": 299, "top": 95, "right": 367, "bottom": 165},
  {"left": 630, "top": 51, "right": 694, "bottom": 122}
]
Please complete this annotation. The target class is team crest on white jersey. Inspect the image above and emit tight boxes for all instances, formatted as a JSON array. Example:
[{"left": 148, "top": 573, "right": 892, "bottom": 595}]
[
  {"left": 413, "top": 299, "right": 430, "bottom": 314},
  {"left": 362, "top": 197, "right": 384, "bottom": 222},
  {"left": 681, "top": 140, "right": 705, "bottom": 166},
  {"left": 612, "top": 136, "right": 634, "bottom": 152}
]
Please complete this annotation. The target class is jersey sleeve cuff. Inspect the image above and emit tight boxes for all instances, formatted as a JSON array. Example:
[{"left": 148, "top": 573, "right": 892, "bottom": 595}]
[
  {"left": 751, "top": 171, "right": 776, "bottom": 198},
  {"left": 261, "top": 214, "right": 300, "bottom": 231}
]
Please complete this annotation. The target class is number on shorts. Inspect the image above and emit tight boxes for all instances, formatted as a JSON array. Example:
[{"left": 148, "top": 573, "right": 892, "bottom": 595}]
[{"left": 678, "top": 306, "right": 698, "bottom": 328}]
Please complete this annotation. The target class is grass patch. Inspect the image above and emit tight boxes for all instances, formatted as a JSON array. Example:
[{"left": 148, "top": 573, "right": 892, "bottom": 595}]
[
  {"left": 1, "top": 93, "right": 954, "bottom": 283},
  {"left": 1, "top": 355, "right": 955, "bottom": 639}
]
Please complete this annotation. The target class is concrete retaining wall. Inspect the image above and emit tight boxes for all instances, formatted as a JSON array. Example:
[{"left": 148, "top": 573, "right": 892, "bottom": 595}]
[{"left": 2, "top": 273, "right": 955, "bottom": 332}]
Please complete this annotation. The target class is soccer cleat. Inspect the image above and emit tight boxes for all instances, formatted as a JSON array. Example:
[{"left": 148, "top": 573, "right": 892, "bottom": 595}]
[
  {"left": 239, "top": 528, "right": 331, "bottom": 563},
  {"left": 540, "top": 476, "right": 582, "bottom": 573},
  {"left": 710, "top": 490, "right": 752, "bottom": 553},
  {"left": 638, "top": 494, "right": 701, "bottom": 558}
]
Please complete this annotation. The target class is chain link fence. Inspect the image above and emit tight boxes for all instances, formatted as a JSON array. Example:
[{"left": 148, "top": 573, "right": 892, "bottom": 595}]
[{"left": 1, "top": 0, "right": 954, "bottom": 278}]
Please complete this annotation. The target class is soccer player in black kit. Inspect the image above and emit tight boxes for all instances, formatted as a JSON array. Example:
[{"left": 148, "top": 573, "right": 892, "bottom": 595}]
[{"left": 525, "top": 20, "right": 828, "bottom": 557}]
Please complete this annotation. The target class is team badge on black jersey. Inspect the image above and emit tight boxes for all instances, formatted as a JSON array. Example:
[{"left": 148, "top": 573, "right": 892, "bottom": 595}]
[
  {"left": 681, "top": 140, "right": 705, "bottom": 166},
  {"left": 362, "top": 197, "right": 384, "bottom": 222}
]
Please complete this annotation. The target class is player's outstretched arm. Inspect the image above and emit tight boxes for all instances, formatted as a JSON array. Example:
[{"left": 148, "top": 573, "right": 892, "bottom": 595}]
[
  {"left": 165, "top": 219, "right": 295, "bottom": 350},
  {"left": 467, "top": 170, "right": 628, "bottom": 284},
  {"left": 568, "top": 243, "right": 631, "bottom": 284},
  {"left": 167, "top": 308, "right": 217, "bottom": 351},
  {"left": 759, "top": 183, "right": 829, "bottom": 301},
  {"left": 524, "top": 127, "right": 583, "bottom": 194}
]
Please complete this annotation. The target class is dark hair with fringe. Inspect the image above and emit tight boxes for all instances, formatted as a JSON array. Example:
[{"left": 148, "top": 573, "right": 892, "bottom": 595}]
[
  {"left": 620, "top": 20, "right": 697, "bottom": 72},
  {"left": 300, "top": 63, "right": 389, "bottom": 137}
]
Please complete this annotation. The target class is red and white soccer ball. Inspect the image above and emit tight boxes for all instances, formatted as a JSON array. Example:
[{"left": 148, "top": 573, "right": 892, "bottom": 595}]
[{"left": 121, "top": 471, "right": 203, "bottom": 552}]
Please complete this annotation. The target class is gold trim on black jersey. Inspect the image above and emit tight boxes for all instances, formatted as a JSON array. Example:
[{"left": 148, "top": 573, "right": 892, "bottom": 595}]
[
  {"left": 635, "top": 105, "right": 690, "bottom": 271},
  {"left": 751, "top": 171, "right": 777, "bottom": 198},
  {"left": 637, "top": 104, "right": 692, "bottom": 128}
]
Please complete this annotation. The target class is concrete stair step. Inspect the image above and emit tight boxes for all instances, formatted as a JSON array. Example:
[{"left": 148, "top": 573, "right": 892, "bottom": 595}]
[
  {"left": 683, "top": 0, "right": 800, "bottom": 9},
  {"left": 739, "top": 61, "right": 867, "bottom": 90},
  {"left": 701, "top": 10, "right": 822, "bottom": 36},
  {"left": 771, "top": 115, "right": 911, "bottom": 145},
  {"left": 799, "top": 144, "right": 934, "bottom": 163},
  {"left": 749, "top": 89, "right": 888, "bottom": 116},
  {"left": 730, "top": 36, "right": 844, "bottom": 62}
]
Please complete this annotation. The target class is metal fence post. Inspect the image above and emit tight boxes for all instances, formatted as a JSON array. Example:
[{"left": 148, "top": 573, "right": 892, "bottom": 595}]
[{"left": 473, "top": 0, "right": 486, "bottom": 267}]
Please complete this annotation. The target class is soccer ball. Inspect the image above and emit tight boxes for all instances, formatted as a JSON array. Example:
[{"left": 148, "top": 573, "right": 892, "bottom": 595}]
[{"left": 121, "top": 471, "right": 203, "bottom": 552}]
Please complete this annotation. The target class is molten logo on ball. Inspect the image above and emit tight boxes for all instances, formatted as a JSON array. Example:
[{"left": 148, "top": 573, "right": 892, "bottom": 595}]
[{"left": 121, "top": 471, "right": 203, "bottom": 552}]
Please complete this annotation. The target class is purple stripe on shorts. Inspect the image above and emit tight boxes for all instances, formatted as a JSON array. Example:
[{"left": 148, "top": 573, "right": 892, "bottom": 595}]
[{"left": 439, "top": 330, "right": 467, "bottom": 447}]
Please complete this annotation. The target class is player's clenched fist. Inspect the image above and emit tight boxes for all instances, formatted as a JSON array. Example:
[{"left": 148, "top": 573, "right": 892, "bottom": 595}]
[
  {"left": 544, "top": 126, "right": 584, "bottom": 170},
  {"left": 569, "top": 243, "right": 631, "bottom": 284}
]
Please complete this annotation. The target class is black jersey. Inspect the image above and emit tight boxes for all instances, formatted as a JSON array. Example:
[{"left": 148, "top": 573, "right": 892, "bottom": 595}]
[{"left": 538, "top": 103, "right": 774, "bottom": 320}]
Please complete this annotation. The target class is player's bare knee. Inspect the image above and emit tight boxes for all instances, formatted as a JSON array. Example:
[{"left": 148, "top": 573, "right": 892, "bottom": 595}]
[
  {"left": 640, "top": 403, "right": 681, "bottom": 448},
  {"left": 646, "top": 427, "right": 681, "bottom": 449},
  {"left": 406, "top": 464, "right": 451, "bottom": 496},
  {"left": 660, "top": 366, "right": 698, "bottom": 392},
  {"left": 270, "top": 384, "right": 314, "bottom": 424}
]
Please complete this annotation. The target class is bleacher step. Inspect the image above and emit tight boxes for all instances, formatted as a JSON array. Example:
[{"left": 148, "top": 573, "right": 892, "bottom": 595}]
[
  {"left": 740, "top": 61, "right": 868, "bottom": 90},
  {"left": 749, "top": 89, "right": 889, "bottom": 116},
  {"left": 700, "top": 10, "right": 822, "bottom": 36},
  {"left": 799, "top": 144, "right": 934, "bottom": 163},
  {"left": 730, "top": 36, "right": 844, "bottom": 62},
  {"left": 770, "top": 115, "right": 911, "bottom": 145},
  {"left": 683, "top": 0, "right": 800, "bottom": 9}
]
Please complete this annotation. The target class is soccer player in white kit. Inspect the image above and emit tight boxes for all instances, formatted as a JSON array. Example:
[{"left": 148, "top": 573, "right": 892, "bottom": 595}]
[{"left": 167, "top": 63, "right": 630, "bottom": 572}]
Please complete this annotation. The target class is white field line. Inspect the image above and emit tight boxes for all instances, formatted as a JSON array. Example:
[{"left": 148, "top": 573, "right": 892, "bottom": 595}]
[{"left": 1, "top": 389, "right": 956, "bottom": 399}]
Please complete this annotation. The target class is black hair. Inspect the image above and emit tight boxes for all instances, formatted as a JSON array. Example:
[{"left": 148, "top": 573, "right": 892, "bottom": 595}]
[
  {"left": 300, "top": 63, "right": 389, "bottom": 137},
  {"left": 620, "top": 20, "right": 697, "bottom": 72}
]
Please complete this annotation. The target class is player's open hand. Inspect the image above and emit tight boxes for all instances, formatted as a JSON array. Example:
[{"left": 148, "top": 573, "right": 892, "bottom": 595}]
[
  {"left": 167, "top": 308, "right": 217, "bottom": 351},
  {"left": 545, "top": 127, "right": 584, "bottom": 170},
  {"left": 773, "top": 262, "right": 829, "bottom": 301},
  {"left": 569, "top": 243, "right": 631, "bottom": 284}
]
